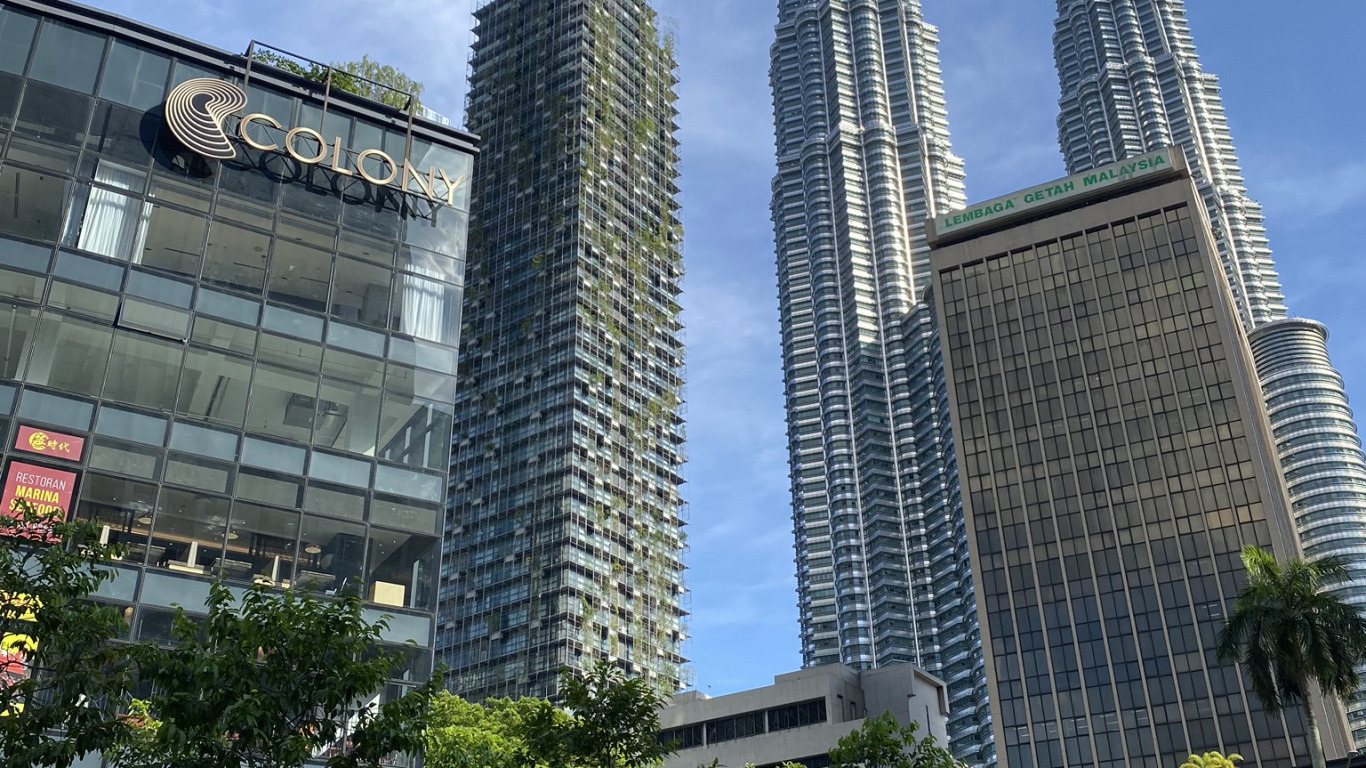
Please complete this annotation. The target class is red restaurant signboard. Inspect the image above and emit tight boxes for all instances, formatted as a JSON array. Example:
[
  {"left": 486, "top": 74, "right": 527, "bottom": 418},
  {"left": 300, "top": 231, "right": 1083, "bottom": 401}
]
[
  {"left": 2, "top": 461, "right": 77, "bottom": 542},
  {"left": 14, "top": 425, "right": 84, "bottom": 461}
]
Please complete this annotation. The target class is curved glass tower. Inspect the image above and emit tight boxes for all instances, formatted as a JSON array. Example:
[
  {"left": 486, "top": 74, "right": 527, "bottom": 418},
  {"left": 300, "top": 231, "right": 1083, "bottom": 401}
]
[
  {"left": 1054, "top": 0, "right": 1366, "bottom": 744},
  {"left": 769, "top": 1, "right": 991, "bottom": 763}
]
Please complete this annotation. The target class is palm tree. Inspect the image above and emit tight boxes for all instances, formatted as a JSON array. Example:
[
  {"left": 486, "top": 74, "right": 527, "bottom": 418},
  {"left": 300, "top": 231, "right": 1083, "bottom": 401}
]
[{"left": 1217, "top": 546, "right": 1366, "bottom": 768}]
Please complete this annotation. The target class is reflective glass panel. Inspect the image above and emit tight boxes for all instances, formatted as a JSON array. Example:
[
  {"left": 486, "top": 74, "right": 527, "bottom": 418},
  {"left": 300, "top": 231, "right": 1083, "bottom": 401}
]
[
  {"left": 99, "top": 41, "right": 170, "bottom": 110},
  {"left": 104, "top": 330, "right": 183, "bottom": 412},
  {"left": 28, "top": 20, "right": 104, "bottom": 93}
]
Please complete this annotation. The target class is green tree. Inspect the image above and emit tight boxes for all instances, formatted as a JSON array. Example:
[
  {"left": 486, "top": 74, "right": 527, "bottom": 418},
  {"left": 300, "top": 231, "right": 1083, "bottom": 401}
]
[
  {"left": 252, "top": 50, "right": 422, "bottom": 112},
  {"left": 118, "top": 581, "right": 441, "bottom": 768},
  {"left": 0, "top": 498, "right": 134, "bottom": 768},
  {"left": 827, "top": 712, "right": 961, "bottom": 768},
  {"left": 424, "top": 692, "right": 570, "bottom": 768},
  {"left": 1216, "top": 546, "right": 1366, "bottom": 768},
  {"left": 1179, "top": 751, "right": 1243, "bottom": 768},
  {"left": 331, "top": 54, "right": 424, "bottom": 111},
  {"left": 558, "top": 660, "right": 674, "bottom": 768}
]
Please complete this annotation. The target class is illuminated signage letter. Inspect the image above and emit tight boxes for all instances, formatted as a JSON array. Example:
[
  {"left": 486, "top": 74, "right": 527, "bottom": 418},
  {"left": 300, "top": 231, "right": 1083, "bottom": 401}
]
[
  {"left": 357, "top": 148, "right": 398, "bottom": 186},
  {"left": 437, "top": 169, "right": 466, "bottom": 207},
  {"left": 329, "top": 138, "right": 354, "bottom": 177},
  {"left": 402, "top": 161, "right": 437, "bottom": 200},
  {"left": 285, "top": 127, "right": 328, "bottom": 164},
  {"left": 238, "top": 113, "right": 283, "bottom": 151}
]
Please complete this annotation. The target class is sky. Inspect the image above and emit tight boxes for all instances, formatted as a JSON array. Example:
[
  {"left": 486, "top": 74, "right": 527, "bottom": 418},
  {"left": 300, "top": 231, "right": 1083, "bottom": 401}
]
[{"left": 94, "top": 0, "right": 1366, "bottom": 697}]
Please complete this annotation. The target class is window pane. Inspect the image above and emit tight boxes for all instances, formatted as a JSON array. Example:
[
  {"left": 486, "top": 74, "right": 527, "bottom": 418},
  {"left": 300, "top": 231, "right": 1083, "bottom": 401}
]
[
  {"left": 0, "top": 303, "right": 38, "bottom": 379},
  {"left": 309, "top": 451, "right": 369, "bottom": 488},
  {"left": 169, "top": 421, "right": 238, "bottom": 461},
  {"left": 0, "top": 165, "right": 69, "bottom": 241},
  {"left": 401, "top": 207, "right": 468, "bottom": 261},
  {"left": 316, "top": 377, "right": 381, "bottom": 455},
  {"left": 245, "top": 84, "right": 293, "bottom": 127},
  {"left": 6, "top": 135, "right": 79, "bottom": 173},
  {"left": 86, "top": 103, "right": 158, "bottom": 168},
  {"left": 322, "top": 347, "right": 385, "bottom": 387},
  {"left": 98, "top": 41, "right": 169, "bottom": 110},
  {"left": 256, "top": 333, "right": 322, "bottom": 372},
  {"left": 149, "top": 487, "right": 229, "bottom": 574},
  {"left": 298, "top": 516, "right": 366, "bottom": 594},
  {"left": 95, "top": 405, "right": 167, "bottom": 445},
  {"left": 331, "top": 256, "right": 390, "bottom": 328},
  {"left": 245, "top": 363, "right": 318, "bottom": 443},
  {"left": 176, "top": 347, "right": 252, "bottom": 428},
  {"left": 14, "top": 81, "right": 92, "bottom": 147},
  {"left": 0, "top": 9, "right": 37, "bottom": 75},
  {"left": 224, "top": 501, "right": 299, "bottom": 585},
  {"left": 18, "top": 389, "right": 94, "bottom": 430},
  {"left": 63, "top": 174, "right": 148, "bottom": 261},
  {"left": 28, "top": 21, "right": 104, "bottom": 93},
  {"left": 138, "top": 204, "right": 205, "bottom": 277},
  {"left": 367, "top": 530, "right": 437, "bottom": 610},
  {"left": 304, "top": 482, "right": 365, "bottom": 521},
  {"left": 126, "top": 271, "right": 193, "bottom": 309},
  {"left": 25, "top": 313, "right": 113, "bottom": 397},
  {"left": 378, "top": 396, "right": 452, "bottom": 472},
  {"left": 203, "top": 221, "right": 268, "bottom": 292},
  {"left": 104, "top": 330, "right": 184, "bottom": 412},
  {"left": 268, "top": 240, "right": 331, "bottom": 312},
  {"left": 391, "top": 272, "right": 460, "bottom": 344},
  {"left": 373, "top": 464, "right": 443, "bottom": 502},
  {"left": 75, "top": 474, "right": 156, "bottom": 564},
  {"left": 190, "top": 316, "right": 257, "bottom": 356},
  {"left": 262, "top": 305, "right": 323, "bottom": 341},
  {"left": 54, "top": 250, "right": 124, "bottom": 290},
  {"left": 0, "top": 72, "right": 20, "bottom": 133},
  {"left": 88, "top": 436, "right": 160, "bottom": 478},
  {"left": 241, "top": 437, "right": 305, "bottom": 474},
  {"left": 196, "top": 288, "right": 260, "bottom": 325},
  {"left": 117, "top": 298, "right": 190, "bottom": 339},
  {"left": 326, "top": 322, "right": 385, "bottom": 357},
  {"left": 0, "top": 236, "right": 51, "bottom": 272},
  {"left": 49, "top": 281, "right": 119, "bottom": 321}
]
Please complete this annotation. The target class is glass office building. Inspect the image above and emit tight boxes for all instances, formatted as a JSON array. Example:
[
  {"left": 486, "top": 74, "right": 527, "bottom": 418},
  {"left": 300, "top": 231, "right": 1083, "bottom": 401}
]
[
  {"left": 930, "top": 151, "right": 1353, "bottom": 768},
  {"left": 0, "top": 0, "right": 475, "bottom": 713}
]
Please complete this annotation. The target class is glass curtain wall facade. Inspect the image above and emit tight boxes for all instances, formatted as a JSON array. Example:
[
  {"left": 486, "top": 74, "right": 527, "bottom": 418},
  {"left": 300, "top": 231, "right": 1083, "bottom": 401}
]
[
  {"left": 1053, "top": 1, "right": 1366, "bottom": 742},
  {"left": 931, "top": 164, "right": 1349, "bottom": 768},
  {"left": 769, "top": 1, "right": 991, "bottom": 764},
  {"left": 439, "top": 0, "right": 687, "bottom": 700},
  {"left": 0, "top": 0, "right": 475, "bottom": 729}
]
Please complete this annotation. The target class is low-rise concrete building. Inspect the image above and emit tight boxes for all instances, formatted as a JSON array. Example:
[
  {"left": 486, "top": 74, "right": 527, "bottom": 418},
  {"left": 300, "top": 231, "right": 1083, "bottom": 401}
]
[{"left": 659, "top": 664, "right": 949, "bottom": 768}]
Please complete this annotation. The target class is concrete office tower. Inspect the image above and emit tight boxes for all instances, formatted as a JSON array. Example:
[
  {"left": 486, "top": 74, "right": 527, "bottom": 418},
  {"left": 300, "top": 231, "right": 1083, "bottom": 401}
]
[
  {"left": 930, "top": 149, "right": 1353, "bottom": 768},
  {"left": 769, "top": 2, "right": 991, "bottom": 764},
  {"left": 440, "top": 0, "right": 687, "bottom": 700},
  {"left": 1054, "top": 1, "right": 1366, "bottom": 742}
]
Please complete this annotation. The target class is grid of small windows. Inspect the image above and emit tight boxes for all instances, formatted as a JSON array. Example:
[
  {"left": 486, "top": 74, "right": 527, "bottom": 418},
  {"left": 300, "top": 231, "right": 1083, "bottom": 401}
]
[
  {"left": 768, "top": 697, "right": 828, "bottom": 732},
  {"left": 0, "top": 2, "right": 473, "bottom": 689},
  {"left": 939, "top": 205, "right": 1309, "bottom": 768}
]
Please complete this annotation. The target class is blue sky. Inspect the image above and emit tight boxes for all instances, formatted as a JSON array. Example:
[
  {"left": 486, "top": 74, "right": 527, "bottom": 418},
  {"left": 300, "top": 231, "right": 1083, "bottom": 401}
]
[{"left": 98, "top": 0, "right": 1366, "bottom": 696}]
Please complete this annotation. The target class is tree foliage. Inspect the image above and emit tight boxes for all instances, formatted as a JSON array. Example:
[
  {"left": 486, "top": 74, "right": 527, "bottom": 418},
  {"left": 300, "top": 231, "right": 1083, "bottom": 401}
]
[
  {"left": 1179, "top": 751, "right": 1242, "bottom": 768},
  {"left": 559, "top": 660, "right": 673, "bottom": 768},
  {"left": 251, "top": 50, "right": 423, "bottom": 111},
  {"left": 119, "top": 581, "right": 441, "bottom": 768},
  {"left": 1216, "top": 546, "right": 1366, "bottom": 768},
  {"left": 828, "top": 712, "right": 961, "bottom": 768},
  {"left": 425, "top": 693, "right": 570, "bottom": 768},
  {"left": 426, "top": 660, "right": 672, "bottom": 768},
  {"left": 0, "top": 499, "right": 134, "bottom": 768}
]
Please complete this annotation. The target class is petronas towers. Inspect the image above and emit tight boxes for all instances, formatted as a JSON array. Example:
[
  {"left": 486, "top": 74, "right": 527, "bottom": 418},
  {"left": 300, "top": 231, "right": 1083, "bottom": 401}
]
[
  {"left": 770, "top": 1, "right": 990, "bottom": 763},
  {"left": 770, "top": 0, "right": 1366, "bottom": 765}
]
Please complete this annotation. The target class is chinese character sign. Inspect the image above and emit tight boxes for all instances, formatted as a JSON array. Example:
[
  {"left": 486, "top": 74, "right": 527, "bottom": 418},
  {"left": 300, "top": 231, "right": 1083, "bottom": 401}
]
[{"left": 14, "top": 425, "right": 84, "bottom": 461}]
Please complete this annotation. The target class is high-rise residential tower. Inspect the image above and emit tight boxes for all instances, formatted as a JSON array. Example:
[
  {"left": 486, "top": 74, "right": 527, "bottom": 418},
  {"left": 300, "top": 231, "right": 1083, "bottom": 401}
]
[
  {"left": 439, "top": 0, "right": 688, "bottom": 701},
  {"left": 1054, "top": 0, "right": 1366, "bottom": 743},
  {"left": 769, "top": 1, "right": 992, "bottom": 763},
  {"left": 930, "top": 149, "right": 1353, "bottom": 768}
]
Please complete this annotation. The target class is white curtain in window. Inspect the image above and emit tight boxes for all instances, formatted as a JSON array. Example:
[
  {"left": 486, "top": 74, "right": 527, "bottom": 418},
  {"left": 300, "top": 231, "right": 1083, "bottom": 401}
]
[
  {"left": 77, "top": 161, "right": 150, "bottom": 261},
  {"left": 399, "top": 265, "right": 447, "bottom": 343}
]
